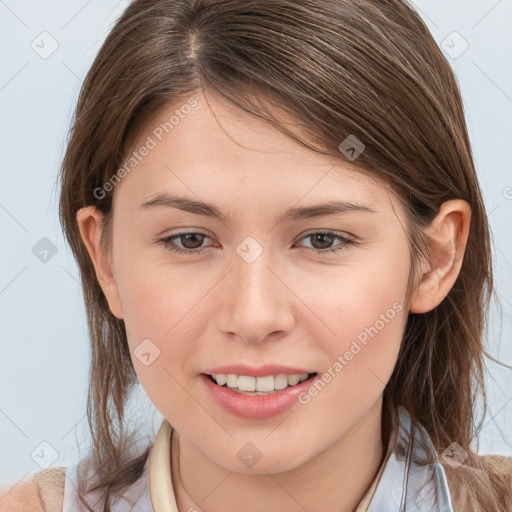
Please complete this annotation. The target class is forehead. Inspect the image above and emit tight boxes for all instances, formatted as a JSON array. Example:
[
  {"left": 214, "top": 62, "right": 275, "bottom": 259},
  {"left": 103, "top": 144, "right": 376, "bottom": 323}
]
[{"left": 114, "top": 90, "right": 401, "bottom": 218}]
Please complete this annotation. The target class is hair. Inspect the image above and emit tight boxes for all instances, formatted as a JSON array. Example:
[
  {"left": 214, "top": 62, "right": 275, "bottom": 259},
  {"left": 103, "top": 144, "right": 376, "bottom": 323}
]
[{"left": 58, "top": 0, "right": 511, "bottom": 510}]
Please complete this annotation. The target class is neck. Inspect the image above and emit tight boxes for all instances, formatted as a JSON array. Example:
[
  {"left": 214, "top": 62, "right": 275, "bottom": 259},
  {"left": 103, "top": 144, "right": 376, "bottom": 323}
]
[{"left": 171, "top": 398, "right": 387, "bottom": 512}]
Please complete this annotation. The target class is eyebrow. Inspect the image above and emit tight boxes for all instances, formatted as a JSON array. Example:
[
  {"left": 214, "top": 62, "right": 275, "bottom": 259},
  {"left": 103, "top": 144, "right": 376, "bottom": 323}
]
[{"left": 140, "top": 192, "right": 377, "bottom": 223}]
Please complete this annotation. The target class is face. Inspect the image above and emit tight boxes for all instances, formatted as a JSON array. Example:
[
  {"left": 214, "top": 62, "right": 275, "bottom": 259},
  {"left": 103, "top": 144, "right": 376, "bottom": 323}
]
[{"left": 84, "top": 89, "right": 415, "bottom": 473}]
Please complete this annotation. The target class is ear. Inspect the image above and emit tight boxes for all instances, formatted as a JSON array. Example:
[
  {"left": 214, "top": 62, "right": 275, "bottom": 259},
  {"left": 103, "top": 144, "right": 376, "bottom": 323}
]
[
  {"left": 76, "top": 206, "right": 124, "bottom": 319},
  {"left": 409, "top": 199, "right": 471, "bottom": 314}
]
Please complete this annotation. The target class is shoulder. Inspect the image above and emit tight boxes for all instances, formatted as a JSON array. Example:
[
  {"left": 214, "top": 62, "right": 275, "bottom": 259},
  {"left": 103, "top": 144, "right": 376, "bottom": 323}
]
[
  {"left": 478, "top": 453, "right": 512, "bottom": 483},
  {"left": 0, "top": 478, "right": 44, "bottom": 512},
  {"left": 477, "top": 453, "right": 512, "bottom": 506},
  {"left": 0, "top": 466, "right": 67, "bottom": 512}
]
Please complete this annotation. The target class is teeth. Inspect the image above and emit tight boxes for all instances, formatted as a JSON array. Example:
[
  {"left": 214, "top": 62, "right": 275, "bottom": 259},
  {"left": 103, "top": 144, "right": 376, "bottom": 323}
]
[{"left": 211, "top": 372, "right": 311, "bottom": 393}]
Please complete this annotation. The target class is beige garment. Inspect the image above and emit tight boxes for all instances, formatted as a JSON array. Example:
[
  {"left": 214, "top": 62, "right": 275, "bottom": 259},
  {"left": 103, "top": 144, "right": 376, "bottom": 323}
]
[
  {"left": 33, "top": 467, "right": 67, "bottom": 511},
  {"left": 0, "top": 466, "right": 66, "bottom": 512}
]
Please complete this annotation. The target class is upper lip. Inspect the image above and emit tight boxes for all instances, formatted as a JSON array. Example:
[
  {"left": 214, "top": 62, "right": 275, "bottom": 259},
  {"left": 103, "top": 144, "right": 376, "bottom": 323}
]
[{"left": 203, "top": 364, "right": 315, "bottom": 378}]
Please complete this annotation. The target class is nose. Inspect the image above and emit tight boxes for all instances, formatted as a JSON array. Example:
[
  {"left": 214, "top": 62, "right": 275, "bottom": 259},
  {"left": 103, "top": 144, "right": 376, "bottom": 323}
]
[{"left": 216, "top": 246, "right": 295, "bottom": 345}]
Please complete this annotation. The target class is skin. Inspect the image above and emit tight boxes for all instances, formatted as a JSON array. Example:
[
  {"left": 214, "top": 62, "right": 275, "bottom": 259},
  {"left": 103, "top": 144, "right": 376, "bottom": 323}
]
[{"left": 77, "top": 89, "right": 471, "bottom": 512}]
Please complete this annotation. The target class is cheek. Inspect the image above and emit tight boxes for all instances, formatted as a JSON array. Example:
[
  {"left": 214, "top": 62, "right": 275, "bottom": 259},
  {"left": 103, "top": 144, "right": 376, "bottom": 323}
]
[
  {"left": 113, "top": 254, "right": 218, "bottom": 419},
  {"left": 298, "top": 244, "right": 410, "bottom": 396},
  {"left": 115, "top": 250, "right": 205, "bottom": 339},
  {"left": 116, "top": 275, "right": 203, "bottom": 424}
]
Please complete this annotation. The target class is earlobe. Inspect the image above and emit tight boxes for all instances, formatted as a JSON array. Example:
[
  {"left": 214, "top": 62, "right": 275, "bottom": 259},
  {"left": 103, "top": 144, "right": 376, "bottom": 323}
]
[
  {"left": 409, "top": 199, "right": 471, "bottom": 314},
  {"left": 76, "top": 206, "right": 124, "bottom": 319}
]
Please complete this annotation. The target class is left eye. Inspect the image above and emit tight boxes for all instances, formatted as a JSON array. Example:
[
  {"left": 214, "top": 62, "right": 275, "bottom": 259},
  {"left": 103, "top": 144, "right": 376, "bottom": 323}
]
[
  {"left": 158, "top": 231, "right": 357, "bottom": 256},
  {"left": 298, "top": 231, "right": 357, "bottom": 253}
]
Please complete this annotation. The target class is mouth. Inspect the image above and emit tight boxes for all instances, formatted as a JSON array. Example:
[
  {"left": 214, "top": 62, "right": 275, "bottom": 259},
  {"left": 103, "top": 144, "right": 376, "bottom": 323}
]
[
  {"left": 201, "top": 370, "right": 319, "bottom": 419},
  {"left": 203, "top": 372, "right": 318, "bottom": 395}
]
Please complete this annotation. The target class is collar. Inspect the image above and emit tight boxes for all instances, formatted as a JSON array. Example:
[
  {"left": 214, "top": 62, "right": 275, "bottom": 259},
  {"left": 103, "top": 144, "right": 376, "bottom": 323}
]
[
  {"left": 366, "top": 406, "right": 454, "bottom": 512},
  {"left": 149, "top": 418, "right": 177, "bottom": 512},
  {"left": 148, "top": 406, "right": 454, "bottom": 512}
]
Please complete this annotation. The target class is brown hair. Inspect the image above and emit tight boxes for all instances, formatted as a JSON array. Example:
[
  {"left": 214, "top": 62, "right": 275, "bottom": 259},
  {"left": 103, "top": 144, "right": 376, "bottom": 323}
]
[{"left": 58, "top": 0, "right": 511, "bottom": 510}]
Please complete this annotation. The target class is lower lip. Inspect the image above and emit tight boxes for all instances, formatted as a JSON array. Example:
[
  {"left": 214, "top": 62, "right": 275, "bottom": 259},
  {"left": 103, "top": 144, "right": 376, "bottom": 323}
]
[{"left": 201, "top": 373, "right": 317, "bottom": 420}]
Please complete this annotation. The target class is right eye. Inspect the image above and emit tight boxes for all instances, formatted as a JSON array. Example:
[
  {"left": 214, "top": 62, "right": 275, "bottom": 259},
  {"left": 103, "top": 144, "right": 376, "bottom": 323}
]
[{"left": 158, "top": 231, "right": 214, "bottom": 255}]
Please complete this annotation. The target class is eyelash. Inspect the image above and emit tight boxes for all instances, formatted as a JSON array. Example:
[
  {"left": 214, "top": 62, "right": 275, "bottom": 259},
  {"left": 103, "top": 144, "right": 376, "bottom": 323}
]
[{"left": 157, "top": 230, "right": 357, "bottom": 256}]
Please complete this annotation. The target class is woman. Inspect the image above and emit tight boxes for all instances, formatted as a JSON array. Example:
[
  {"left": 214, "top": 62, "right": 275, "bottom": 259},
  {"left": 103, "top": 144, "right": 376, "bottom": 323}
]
[{"left": 2, "top": 0, "right": 511, "bottom": 510}]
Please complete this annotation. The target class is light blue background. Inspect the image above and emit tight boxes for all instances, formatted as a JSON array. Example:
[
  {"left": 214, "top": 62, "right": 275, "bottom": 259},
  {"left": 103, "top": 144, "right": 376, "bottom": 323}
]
[{"left": 1, "top": 0, "right": 511, "bottom": 485}]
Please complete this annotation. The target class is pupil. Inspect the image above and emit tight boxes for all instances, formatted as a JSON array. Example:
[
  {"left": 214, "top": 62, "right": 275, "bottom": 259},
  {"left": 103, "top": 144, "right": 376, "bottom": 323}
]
[
  {"left": 312, "top": 233, "right": 333, "bottom": 249},
  {"left": 182, "top": 233, "right": 204, "bottom": 249}
]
